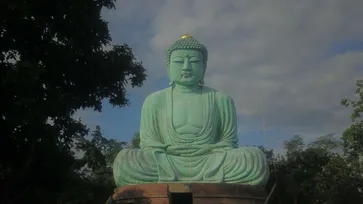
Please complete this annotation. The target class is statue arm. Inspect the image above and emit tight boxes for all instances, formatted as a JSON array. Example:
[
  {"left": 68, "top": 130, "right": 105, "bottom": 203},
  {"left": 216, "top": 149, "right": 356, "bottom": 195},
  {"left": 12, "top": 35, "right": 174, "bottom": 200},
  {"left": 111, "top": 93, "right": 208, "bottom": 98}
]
[
  {"left": 212, "top": 94, "right": 239, "bottom": 150},
  {"left": 139, "top": 94, "right": 168, "bottom": 152}
]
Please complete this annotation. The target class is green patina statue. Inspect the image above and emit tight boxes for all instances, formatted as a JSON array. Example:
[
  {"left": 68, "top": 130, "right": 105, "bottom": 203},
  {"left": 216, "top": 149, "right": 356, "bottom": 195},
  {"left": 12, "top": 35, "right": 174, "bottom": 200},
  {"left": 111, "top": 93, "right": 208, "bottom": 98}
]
[{"left": 113, "top": 34, "right": 269, "bottom": 187}]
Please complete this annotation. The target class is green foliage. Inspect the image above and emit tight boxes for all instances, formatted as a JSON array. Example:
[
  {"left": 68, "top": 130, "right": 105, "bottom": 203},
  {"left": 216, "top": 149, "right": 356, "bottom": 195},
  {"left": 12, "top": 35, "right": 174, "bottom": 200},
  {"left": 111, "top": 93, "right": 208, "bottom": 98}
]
[
  {"left": 341, "top": 123, "right": 363, "bottom": 159},
  {"left": 0, "top": 0, "right": 145, "bottom": 203},
  {"left": 265, "top": 134, "right": 363, "bottom": 204},
  {"left": 73, "top": 125, "right": 126, "bottom": 204},
  {"left": 341, "top": 80, "right": 363, "bottom": 121},
  {"left": 341, "top": 80, "right": 363, "bottom": 153},
  {"left": 341, "top": 79, "right": 363, "bottom": 174},
  {"left": 283, "top": 134, "right": 305, "bottom": 159},
  {"left": 307, "top": 133, "right": 342, "bottom": 152},
  {"left": 77, "top": 125, "right": 126, "bottom": 171},
  {"left": 131, "top": 132, "right": 141, "bottom": 149},
  {"left": 263, "top": 80, "right": 363, "bottom": 203}
]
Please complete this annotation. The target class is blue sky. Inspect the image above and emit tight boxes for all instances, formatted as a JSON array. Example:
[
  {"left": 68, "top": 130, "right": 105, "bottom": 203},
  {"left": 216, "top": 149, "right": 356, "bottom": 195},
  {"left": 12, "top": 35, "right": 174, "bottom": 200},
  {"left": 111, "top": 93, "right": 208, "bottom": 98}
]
[{"left": 75, "top": 0, "right": 363, "bottom": 153}]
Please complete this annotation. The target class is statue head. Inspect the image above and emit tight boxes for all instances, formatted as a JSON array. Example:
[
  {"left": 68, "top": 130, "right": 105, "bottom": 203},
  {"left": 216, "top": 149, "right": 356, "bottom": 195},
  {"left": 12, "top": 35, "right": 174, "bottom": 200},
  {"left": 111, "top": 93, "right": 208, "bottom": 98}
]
[{"left": 165, "top": 34, "right": 208, "bottom": 86}]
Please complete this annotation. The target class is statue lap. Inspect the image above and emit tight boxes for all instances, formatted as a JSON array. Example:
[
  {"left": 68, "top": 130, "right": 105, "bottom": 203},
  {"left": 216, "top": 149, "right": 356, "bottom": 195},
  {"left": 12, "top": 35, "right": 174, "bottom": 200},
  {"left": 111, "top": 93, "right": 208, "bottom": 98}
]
[{"left": 113, "top": 146, "right": 268, "bottom": 187}]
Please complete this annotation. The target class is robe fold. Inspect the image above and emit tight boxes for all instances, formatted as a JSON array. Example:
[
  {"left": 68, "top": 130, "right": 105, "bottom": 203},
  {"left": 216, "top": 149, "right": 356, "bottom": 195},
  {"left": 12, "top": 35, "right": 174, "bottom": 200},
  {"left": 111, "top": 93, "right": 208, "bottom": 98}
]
[{"left": 113, "top": 86, "right": 269, "bottom": 187}]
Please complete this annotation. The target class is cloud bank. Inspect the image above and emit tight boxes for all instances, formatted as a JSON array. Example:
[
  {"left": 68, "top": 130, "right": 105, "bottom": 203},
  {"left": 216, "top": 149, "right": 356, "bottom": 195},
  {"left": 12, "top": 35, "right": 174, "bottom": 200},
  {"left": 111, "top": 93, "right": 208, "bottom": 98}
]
[{"left": 100, "top": 0, "right": 363, "bottom": 144}]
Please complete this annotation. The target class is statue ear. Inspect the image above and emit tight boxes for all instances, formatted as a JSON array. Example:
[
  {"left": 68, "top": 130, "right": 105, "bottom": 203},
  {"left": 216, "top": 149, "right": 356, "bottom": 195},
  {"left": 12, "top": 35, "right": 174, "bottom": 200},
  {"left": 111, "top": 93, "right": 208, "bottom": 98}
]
[
  {"left": 166, "top": 63, "right": 173, "bottom": 86},
  {"left": 199, "top": 67, "right": 206, "bottom": 85}
]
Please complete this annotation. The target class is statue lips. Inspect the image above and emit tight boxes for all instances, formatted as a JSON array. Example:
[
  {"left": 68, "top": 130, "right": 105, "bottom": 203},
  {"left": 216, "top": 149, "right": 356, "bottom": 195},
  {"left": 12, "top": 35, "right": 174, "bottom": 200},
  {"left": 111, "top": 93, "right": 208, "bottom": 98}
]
[{"left": 181, "top": 72, "right": 192, "bottom": 77}]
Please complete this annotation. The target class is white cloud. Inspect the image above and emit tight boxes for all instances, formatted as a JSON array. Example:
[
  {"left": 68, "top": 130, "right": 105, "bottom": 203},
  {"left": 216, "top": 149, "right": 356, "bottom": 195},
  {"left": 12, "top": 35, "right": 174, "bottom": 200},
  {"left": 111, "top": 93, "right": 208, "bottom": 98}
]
[{"left": 102, "top": 0, "right": 363, "bottom": 145}]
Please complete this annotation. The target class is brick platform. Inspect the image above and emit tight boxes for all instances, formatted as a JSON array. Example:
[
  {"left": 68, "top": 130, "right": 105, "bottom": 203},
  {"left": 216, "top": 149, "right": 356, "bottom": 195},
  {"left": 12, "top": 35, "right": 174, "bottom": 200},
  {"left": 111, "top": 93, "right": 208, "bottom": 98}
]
[{"left": 111, "top": 183, "right": 266, "bottom": 204}]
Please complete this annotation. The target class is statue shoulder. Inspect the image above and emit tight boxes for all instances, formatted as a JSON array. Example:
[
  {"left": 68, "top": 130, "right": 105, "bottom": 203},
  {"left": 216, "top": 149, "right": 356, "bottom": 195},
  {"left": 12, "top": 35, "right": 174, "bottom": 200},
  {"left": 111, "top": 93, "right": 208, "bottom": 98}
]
[
  {"left": 202, "top": 86, "right": 235, "bottom": 104},
  {"left": 216, "top": 92, "right": 235, "bottom": 109},
  {"left": 142, "top": 88, "right": 170, "bottom": 107}
]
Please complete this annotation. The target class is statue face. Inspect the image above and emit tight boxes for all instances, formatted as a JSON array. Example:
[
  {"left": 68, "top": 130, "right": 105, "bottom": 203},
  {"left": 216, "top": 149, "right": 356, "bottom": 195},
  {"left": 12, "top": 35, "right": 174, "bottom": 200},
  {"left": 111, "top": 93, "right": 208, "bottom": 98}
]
[{"left": 169, "top": 50, "right": 204, "bottom": 86}]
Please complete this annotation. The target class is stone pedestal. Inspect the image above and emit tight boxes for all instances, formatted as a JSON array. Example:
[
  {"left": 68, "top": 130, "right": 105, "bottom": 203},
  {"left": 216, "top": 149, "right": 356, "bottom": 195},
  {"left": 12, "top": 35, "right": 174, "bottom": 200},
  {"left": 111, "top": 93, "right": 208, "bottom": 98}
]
[{"left": 110, "top": 183, "right": 266, "bottom": 204}]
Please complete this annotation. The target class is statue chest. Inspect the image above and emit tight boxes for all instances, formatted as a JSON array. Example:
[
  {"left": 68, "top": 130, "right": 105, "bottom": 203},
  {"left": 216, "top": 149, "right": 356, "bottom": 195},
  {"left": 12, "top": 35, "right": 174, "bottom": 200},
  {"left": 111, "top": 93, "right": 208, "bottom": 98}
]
[{"left": 172, "top": 94, "right": 205, "bottom": 134}]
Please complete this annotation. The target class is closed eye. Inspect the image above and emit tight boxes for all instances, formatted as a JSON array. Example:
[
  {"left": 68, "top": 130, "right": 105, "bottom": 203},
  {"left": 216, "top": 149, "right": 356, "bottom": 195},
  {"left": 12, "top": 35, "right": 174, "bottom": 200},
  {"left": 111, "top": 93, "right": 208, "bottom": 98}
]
[
  {"left": 172, "top": 60, "right": 184, "bottom": 63},
  {"left": 189, "top": 57, "right": 200, "bottom": 63},
  {"left": 172, "top": 56, "right": 184, "bottom": 63}
]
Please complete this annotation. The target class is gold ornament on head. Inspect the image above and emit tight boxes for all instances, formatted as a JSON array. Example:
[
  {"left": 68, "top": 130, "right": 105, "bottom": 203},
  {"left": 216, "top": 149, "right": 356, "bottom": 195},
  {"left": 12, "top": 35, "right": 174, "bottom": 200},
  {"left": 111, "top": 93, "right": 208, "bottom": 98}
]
[{"left": 181, "top": 34, "right": 193, "bottom": 39}]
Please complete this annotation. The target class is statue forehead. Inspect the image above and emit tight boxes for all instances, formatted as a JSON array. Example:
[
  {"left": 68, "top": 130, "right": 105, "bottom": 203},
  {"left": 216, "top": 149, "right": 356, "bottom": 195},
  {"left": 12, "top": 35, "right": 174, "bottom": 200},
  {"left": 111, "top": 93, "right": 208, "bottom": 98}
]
[{"left": 170, "top": 49, "right": 202, "bottom": 57}]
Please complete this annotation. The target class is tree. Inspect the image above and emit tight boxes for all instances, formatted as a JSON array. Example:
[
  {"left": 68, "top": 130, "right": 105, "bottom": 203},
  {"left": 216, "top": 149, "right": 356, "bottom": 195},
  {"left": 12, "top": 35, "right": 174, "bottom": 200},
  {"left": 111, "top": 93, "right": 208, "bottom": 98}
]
[
  {"left": 341, "top": 80, "right": 363, "bottom": 121},
  {"left": 265, "top": 134, "right": 363, "bottom": 204},
  {"left": 341, "top": 80, "right": 363, "bottom": 175},
  {"left": 72, "top": 125, "right": 126, "bottom": 204},
  {"left": 283, "top": 134, "right": 305, "bottom": 159},
  {"left": 131, "top": 132, "right": 141, "bottom": 149},
  {"left": 0, "top": 0, "right": 146, "bottom": 203},
  {"left": 341, "top": 80, "right": 363, "bottom": 156},
  {"left": 307, "top": 133, "right": 342, "bottom": 152}
]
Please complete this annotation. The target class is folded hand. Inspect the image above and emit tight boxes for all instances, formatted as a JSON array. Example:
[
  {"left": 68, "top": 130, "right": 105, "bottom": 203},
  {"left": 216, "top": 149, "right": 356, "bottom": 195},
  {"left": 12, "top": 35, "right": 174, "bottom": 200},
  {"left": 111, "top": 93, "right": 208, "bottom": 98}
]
[
  {"left": 166, "top": 145, "right": 198, "bottom": 156},
  {"left": 182, "top": 144, "right": 212, "bottom": 156},
  {"left": 166, "top": 144, "right": 212, "bottom": 157}
]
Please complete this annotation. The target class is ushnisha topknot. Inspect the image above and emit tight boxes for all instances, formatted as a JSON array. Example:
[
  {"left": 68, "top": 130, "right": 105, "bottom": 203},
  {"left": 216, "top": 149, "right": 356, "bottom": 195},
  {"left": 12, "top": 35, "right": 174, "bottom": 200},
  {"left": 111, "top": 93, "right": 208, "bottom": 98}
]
[{"left": 165, "top": 34, "right": 208, "bottom": 71}]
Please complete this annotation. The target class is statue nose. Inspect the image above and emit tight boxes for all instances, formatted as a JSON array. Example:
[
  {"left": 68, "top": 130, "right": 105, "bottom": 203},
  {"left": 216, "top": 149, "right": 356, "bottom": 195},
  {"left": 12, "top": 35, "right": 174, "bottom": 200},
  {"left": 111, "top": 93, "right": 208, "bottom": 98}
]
[{"left": 182, "top": 60, "right": 191, "bottom": 71}]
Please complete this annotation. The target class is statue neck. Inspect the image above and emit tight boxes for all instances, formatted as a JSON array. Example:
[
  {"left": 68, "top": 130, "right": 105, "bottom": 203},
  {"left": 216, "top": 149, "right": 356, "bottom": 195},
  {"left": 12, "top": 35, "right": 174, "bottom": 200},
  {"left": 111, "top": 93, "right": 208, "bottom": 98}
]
[{"left": 173, "top": 84, "right": 201, "bottom": 93}]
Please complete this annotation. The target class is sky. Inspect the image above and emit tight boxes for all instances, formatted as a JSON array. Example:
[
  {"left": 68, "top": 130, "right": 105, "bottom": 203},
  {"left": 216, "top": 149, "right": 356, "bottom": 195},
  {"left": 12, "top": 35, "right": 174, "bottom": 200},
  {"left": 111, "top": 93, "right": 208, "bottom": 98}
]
[{"left": 74, "top": 0, "right": 363, "bottom": 153}]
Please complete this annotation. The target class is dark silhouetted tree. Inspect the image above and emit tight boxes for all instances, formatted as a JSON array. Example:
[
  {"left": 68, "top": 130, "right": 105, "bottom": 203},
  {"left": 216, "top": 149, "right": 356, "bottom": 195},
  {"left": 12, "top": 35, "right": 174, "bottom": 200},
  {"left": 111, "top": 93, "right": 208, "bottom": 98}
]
[
  {"left": 0, "top": 0, "right": 146, "bottom": 203},
  {"left": 73, "top": 125, "right": 126, "bottom": 204},
  {"left": 131, "top": 132, "right": 141, "bottom": 149}
]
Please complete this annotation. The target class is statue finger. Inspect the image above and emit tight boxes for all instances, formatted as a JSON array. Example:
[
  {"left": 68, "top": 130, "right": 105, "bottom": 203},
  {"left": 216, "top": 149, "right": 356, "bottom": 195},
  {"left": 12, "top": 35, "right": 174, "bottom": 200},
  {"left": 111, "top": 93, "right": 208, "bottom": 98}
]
[
  {"left": 179, "top": 149, "right": 199, "bottom": 156},
  {"left": 180, "top": 153, "right": 193, "bottom": 157},
  {"left": 167, "top": 146, "right": 177, "bottom": 150},
  {"left": 168, "top": 146, "right": 183, "bottom": 151},
  {"left": 175, "top": 145, "right": 187, "bottom": 150},
  {"left": 186, "top": 144, "right": 198, "bottom": 148},
  {"left": 189, "top": 150, "right": 204, "bottom": 156},
  {"left": 179, "top": 149, "right": 198, "bottom": 153}
]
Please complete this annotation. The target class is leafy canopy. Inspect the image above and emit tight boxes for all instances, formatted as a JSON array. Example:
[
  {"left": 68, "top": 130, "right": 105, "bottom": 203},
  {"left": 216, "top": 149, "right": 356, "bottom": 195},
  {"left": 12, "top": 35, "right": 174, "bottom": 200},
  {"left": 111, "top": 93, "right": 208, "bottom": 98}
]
[{"left": 0, "top": 0, "right": 146, "bottom": 203}]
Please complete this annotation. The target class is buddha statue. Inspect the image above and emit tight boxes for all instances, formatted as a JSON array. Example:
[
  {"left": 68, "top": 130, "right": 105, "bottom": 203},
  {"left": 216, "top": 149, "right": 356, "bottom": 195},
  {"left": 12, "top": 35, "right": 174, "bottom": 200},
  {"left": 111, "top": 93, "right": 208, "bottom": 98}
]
[{"left": 113, "top": 34, "right": 269, "bottom": 187}]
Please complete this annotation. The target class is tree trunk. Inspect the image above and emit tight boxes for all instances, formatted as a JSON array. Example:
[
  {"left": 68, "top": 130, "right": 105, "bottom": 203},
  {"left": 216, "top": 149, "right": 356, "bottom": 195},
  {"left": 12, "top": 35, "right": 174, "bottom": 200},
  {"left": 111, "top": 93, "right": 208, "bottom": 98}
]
[{"left": 293, "top": 196, "right": 298, "bottom": 204}]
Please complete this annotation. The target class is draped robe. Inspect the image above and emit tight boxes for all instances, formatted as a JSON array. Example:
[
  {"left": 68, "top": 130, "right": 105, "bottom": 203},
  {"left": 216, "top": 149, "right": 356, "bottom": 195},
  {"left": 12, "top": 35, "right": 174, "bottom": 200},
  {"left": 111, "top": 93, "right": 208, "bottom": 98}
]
[{"left": 113, "top": 86, "right": 269, "bottom": 187}]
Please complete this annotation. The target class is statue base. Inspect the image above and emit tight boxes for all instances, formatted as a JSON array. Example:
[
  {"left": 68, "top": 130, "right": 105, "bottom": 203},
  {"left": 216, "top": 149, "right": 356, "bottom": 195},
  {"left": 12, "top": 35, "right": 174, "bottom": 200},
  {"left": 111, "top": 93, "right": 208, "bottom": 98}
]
[{"left": 109, "top": 183, "right": 267, "bottom": 204}]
